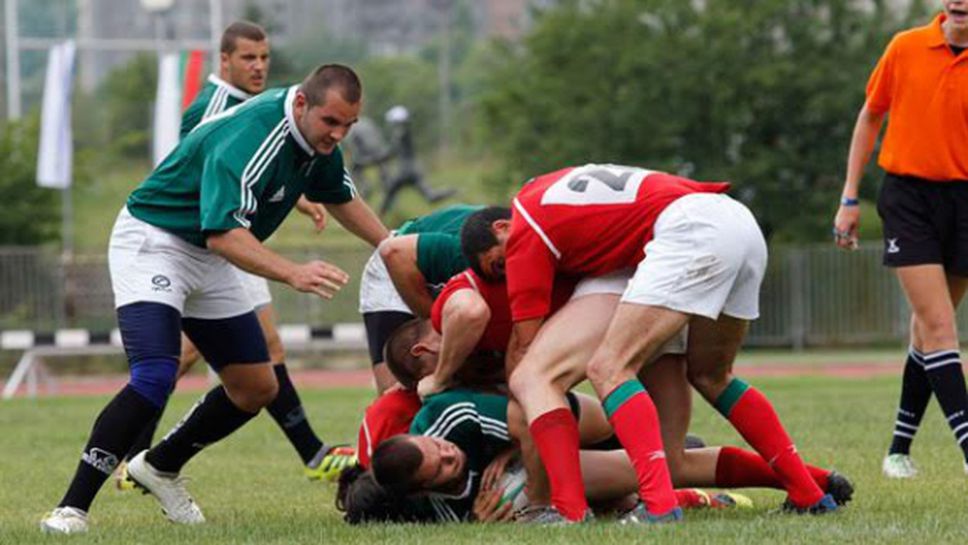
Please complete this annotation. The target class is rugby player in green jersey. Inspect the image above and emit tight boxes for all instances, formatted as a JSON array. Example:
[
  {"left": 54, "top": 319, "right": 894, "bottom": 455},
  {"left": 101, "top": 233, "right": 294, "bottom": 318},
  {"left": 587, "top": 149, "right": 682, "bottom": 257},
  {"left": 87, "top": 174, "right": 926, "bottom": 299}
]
[
  {"left": 359, "top": 389, "right": 750, "bottom": 523},
  {"left": 41, "top": 64, "right": 388, "bottom": 534},
  {"left": 114, "top": 22, "right": 354, "bottom": 495}
]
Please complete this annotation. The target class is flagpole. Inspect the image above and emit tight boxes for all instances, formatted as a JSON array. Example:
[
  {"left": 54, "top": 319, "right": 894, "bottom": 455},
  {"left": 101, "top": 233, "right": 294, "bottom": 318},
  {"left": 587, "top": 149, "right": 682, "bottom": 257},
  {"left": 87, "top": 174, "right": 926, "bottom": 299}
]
[
  {"left": 209, "top": 0, "right": 222, "bottom": 66},
  {"left": 5, "top": 0, "right": 22, "bottom": 119}
]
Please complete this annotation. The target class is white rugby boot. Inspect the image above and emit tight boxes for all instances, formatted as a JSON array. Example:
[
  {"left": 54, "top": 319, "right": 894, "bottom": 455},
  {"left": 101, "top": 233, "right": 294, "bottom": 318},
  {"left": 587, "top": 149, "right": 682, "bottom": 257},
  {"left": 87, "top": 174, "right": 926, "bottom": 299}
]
[
  {"left": 39, "top": 506, "right": 89, "bottom": 534},
  {"left": 882, "top": 453, "right": 918, "bottom": 479},
  {"left": 126, "top": 450, "right": 205, "bottom": 524}
]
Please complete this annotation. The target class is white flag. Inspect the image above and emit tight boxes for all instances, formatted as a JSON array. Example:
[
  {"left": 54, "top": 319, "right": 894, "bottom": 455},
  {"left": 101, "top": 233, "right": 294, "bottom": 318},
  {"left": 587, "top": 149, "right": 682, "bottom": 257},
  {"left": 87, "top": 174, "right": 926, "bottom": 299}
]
[
  {"left": 36, "top": 40, "right": 76, "bottom": 189},
  {"left": 152, "top": 52, "right": 182, "bottom": 166}
]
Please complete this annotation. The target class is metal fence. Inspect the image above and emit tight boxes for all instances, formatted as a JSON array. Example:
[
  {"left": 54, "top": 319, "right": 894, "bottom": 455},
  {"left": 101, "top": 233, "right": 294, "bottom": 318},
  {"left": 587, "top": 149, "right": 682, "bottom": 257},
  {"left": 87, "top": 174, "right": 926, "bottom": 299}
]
[
  {"left": 0, "top": 245, "right": 373, "bottom": 332},
  {"left": 3, "top": 242, "right": 965, "bottom": 348}
]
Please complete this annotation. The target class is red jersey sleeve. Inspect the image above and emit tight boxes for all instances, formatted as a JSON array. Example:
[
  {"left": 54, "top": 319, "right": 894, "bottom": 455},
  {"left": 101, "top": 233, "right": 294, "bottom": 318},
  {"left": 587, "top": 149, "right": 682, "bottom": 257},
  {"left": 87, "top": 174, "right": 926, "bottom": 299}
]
[
  {"left": 506, "top": 208, "right": 557, "bottom": 322},
  {"left": 356, "top": 389, "right": 422, "bottom": 469}
]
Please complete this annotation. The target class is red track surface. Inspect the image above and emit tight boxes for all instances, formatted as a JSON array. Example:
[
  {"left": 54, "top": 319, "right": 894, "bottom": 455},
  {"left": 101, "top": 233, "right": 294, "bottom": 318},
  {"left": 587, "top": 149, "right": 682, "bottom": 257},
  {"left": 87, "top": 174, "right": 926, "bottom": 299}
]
[{"left": 1, "top": 363, "right": 901, "bottom": 399}]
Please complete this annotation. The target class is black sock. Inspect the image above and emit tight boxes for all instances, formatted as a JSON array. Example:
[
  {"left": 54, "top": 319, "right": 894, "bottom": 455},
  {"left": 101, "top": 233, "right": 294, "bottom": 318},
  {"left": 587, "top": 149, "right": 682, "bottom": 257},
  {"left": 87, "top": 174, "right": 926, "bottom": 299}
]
[
  {"left": 921, "top": 349, "right": 968, "bottom": 461},
  {"left": 266, "top": 363, "right": 324, "bottom": 464},
  {"left": 147, "top": 386, "right": 257, "bottom": 473},
  {"left": 889, "top": 348, "right": 932, "bottom": 455},
  {"left": 59, "top": 386, "right": 160, "bottom": 511},
  {"left": 126, "top": 411, "right": 164, "bottom": 461}
]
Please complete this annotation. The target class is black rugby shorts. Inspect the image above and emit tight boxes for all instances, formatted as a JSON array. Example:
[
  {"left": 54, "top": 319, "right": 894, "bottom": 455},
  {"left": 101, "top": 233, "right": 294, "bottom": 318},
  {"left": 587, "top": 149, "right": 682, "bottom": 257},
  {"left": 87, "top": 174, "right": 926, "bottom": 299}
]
[{"left": 876, "top": 173, "right": 968, "bottom": 276}]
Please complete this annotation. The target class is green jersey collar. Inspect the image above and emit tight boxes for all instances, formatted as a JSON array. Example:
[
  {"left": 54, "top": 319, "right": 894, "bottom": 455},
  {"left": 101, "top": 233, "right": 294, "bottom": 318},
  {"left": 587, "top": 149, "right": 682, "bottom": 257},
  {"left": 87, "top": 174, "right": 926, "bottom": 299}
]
[
  {"left": 207, "top": 73, "right": 252, "bottom": 100},
  {"left": 284, "top": 85, "right": 315, "bottom": 156}
]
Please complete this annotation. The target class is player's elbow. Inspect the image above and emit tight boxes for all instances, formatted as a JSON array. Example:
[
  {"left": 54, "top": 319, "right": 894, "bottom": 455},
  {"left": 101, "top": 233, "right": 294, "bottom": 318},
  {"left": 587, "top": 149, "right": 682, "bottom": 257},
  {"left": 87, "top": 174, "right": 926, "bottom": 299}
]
[
  {"left": 205, "top": 231, "right": 228, "bottom": 254},
  {"left": 457, "top": 297, "right": 491, "bottom": 329},
  {"left": 378, "top": 238, "right": 402, "bottom": 264},
  {"left": 858, "top": 103, "right": 884, "bottom": 126}
]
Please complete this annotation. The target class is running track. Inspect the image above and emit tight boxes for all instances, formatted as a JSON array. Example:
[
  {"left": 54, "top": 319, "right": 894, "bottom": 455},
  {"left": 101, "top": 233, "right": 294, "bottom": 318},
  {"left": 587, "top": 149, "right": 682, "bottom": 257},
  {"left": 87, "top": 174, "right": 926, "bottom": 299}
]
[{"left": 1, "top": 362, "right": 903, "bottom": 398}]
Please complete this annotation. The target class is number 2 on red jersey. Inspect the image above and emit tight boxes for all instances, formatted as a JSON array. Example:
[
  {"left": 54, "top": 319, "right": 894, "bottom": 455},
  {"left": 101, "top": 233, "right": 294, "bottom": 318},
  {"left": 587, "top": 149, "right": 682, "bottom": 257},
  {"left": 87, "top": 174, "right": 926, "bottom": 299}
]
[{"left": 540, "top": 164, "right": 656, "bottom": 206}]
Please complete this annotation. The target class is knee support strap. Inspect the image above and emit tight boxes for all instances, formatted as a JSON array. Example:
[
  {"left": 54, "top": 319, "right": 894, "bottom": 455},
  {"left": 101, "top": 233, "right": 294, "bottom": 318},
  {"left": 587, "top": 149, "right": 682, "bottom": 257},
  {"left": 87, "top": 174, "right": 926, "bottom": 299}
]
[{"left": 129, "top": 359, "right": 178, "bottom": 408}]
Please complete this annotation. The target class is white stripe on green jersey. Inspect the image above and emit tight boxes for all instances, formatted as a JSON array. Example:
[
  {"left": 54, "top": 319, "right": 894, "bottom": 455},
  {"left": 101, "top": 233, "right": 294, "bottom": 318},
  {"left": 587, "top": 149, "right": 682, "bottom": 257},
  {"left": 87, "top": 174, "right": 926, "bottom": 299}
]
[
  {"left": 180, "top": 74, "right": 252, "bottom": 138},
  {"left": 128, "top": 85, "right": 354, "bottom": 247}
]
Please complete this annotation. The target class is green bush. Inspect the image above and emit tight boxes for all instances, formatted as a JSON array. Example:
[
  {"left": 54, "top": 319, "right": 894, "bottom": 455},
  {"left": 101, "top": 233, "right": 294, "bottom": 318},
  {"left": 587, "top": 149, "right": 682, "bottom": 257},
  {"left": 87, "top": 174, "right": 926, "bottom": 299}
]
[{"left": 0, "top": 116, "right": 60, "bottom": 244}]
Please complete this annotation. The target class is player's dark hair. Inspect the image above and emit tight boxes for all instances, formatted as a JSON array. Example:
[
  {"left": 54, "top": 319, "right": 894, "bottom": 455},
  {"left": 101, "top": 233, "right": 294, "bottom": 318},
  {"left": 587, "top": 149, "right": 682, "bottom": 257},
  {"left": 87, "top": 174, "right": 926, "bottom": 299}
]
[
  {"left": 371, "top": 435, "right": 424, "bottom": 495},
  {"left": 300, "top": 64, "right": 362, "bottom": 106},
  {"left": 220, "top": 21, "right": 267, "bottom": 54},
  {"left": 336, "top": 464, "right": 417, "bottom": 524},
  {"left": 383, "top": 318, "right": 428, "bottom": 389},
  {"left": 460, "top": 206, "right": 511, "bottom": 279}
]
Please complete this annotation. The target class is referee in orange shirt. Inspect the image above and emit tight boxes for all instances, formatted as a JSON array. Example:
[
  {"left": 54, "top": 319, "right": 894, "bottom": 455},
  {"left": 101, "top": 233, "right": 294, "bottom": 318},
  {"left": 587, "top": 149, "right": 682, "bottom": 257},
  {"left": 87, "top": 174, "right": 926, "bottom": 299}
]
[{"left": 834, "top": 1, "right": 968, "bottom": 479}]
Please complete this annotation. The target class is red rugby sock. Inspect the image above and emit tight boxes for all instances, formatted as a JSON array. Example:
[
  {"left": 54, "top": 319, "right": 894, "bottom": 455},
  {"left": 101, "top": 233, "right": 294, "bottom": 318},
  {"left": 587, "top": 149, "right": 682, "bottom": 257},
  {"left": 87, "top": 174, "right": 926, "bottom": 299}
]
[
  {"left": 715, "top": 446, "right": 831, "bottom": 491},
  {"left": 605, "top": 381, "right": 679, "bottom": 516},
  {"left": 674, "top": 489, "right": 705, "bottom": 509},
  {"left": 529, "top": 408, "right": 588, "bottom": 521},
  {"left": 718, "top": 382, "right": 824, "bottom": 507}
]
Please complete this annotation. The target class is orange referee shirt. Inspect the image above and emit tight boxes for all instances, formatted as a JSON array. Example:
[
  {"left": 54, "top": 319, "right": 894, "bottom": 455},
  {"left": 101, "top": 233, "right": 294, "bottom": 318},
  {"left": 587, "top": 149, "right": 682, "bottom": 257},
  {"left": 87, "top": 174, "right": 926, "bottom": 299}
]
[{"left": 866, "top": 13, "right": 968, "bottom": 182}]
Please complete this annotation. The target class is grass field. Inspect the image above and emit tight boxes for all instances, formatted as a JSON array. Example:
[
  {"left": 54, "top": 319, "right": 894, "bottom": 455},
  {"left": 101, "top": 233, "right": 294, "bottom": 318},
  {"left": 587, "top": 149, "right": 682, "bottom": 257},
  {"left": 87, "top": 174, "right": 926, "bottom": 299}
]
[{"left": 3, "top": 375, "right": 968, "bottom": 544}]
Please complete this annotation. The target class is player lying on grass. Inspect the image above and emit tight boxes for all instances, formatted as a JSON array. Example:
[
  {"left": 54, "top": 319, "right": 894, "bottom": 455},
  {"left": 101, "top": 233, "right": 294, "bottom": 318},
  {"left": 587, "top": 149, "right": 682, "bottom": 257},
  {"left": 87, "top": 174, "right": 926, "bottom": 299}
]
[
  {"left": 360, "top": 204, "right": 485, "bottom": 392},
  {"left": 462, "top": 165, "right": 840, "bottom": 522},
  {"left": 341, "top": 388, "right": 751, "bottom": 524},
  {"left": 365, "top": 267, "right": 852, "bottom": 519}
]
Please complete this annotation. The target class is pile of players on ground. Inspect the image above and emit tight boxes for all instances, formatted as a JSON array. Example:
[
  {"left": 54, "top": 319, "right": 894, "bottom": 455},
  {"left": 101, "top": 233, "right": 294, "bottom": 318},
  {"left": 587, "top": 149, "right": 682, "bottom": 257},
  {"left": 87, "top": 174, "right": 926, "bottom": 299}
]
[{"left": 338, "top": 193, "right": 853, "bottom": 524}]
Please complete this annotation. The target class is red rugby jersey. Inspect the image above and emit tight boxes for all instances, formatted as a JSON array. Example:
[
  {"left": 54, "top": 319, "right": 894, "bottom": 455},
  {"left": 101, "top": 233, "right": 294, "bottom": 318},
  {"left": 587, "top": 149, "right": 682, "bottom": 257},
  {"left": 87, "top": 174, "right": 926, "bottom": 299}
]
[
  {"left": 431, "top": 269, "right": 512, "bottom": 352},
  {"left": 356, "top": 388, "right": 422, "bottom": 469},
  {"left": 432, "top": 268, "right": 579, "bottom": 351},
  {"left": 507, "top": 164, "right": 730, "bottom": 321}
]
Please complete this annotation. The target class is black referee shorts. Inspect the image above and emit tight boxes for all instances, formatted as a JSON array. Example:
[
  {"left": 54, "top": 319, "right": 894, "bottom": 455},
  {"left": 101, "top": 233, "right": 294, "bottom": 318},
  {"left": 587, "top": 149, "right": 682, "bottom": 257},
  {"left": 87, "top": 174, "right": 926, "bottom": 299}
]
[{"left": 876, "top": 173, "right": 968, "bottom": 276}]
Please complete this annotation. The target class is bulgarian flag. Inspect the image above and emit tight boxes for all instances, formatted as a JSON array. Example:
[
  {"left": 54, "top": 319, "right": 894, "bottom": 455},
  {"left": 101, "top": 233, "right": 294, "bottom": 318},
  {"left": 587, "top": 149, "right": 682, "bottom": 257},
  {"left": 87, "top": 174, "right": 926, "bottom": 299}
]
[{"left": 152, "top": 50, "right": 205, "bottom": 165}]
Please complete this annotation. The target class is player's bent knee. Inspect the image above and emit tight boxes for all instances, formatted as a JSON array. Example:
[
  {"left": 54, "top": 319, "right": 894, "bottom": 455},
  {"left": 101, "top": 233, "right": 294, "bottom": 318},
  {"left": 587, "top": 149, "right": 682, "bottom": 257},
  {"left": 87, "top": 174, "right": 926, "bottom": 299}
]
[
  {"left": 915, "top": 314, "right": 958, "bottom": 347},
  {"left": 686, "top": 367, "right": 730, "bottom": 399},
  {"left": 228, "top": 378, "right": 279, "bottom": 411},
  {"left": 129, "top": 358, "right": 178, "bottom": 408},
  {"left": 254, "top": 380, "right": 280, "bottom": 408},
  {"left": 508, "top": 367, "right": 533, "bottom": 399},
  {"left": 585, "top": 357, "right": 617, "bottom": 391}
]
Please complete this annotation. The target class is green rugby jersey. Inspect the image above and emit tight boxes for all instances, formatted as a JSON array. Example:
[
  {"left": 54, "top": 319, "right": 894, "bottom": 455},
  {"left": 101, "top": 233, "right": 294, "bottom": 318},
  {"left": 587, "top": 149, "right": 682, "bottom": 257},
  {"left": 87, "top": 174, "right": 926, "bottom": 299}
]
[
  {"left": 397, "top": 204, "right": 484, "bottom": 288},
  {"left": 409, "top": 389, "right": 511, "bottom": 522},
  {"left": 127, "top": 86, "right": 356, "bottom": 247},
  {"left": 180, "top": 74, "right": 252, "bottom": 138}
]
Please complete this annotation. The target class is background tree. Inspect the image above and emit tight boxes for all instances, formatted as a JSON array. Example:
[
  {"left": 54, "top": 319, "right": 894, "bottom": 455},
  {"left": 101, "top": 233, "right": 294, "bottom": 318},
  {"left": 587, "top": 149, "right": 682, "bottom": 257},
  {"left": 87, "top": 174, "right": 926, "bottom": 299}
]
[{"left": 475, "top": 0, "right": 929, "bottom": 242}]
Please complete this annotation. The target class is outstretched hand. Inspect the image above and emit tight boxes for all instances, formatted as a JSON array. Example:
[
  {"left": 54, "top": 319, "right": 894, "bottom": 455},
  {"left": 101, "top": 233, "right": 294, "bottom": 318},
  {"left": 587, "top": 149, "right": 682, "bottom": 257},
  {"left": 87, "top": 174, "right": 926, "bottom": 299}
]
[{"left": 287, "top": 260, "right": 349, "bottom": 299}]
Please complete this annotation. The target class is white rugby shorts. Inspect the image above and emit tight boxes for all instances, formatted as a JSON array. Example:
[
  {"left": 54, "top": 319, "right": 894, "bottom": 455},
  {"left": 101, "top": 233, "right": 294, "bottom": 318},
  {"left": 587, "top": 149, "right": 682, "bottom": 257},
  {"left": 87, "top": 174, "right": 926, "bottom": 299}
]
[
  {"left": 233, "top": 267, "right": 273, "bottom": 309},
  {"left": 569, "top": 269, "right": 687, "bottom": 356},
  {"left": 108, "top": 207, "right": 256, "bottom": 319},
  {"left": 358, "top": 247, "right": 411, "bottom": 314},
  {"left": 623, "top": 193, "right": 767, "bottom": 320}
]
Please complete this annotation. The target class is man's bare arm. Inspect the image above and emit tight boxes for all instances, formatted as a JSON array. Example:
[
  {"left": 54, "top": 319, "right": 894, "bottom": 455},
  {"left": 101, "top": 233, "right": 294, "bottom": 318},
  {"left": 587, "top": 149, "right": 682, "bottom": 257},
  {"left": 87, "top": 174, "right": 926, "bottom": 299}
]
[
  {"left": 206, "top": 228, "right": 347, "bottom": 298},
  {"left": 323, "top": 197, "right": 389, "bottom": 247},
  {"left": 380, "top": 235, "right": 433, "bottom": 317},
  {"left": 433, "top": 289, "right": 491, "bottom": 387}
]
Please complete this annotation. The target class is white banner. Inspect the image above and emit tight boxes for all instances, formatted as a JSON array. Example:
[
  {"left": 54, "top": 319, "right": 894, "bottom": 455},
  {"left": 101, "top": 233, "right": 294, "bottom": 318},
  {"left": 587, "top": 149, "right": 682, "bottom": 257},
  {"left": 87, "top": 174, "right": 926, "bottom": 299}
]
[
  {"left": 36, "top": 40, "right": 76, "bottom": 189},
  {"left": 152, "top": 52, "right": 181, "bottom": 166}
]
